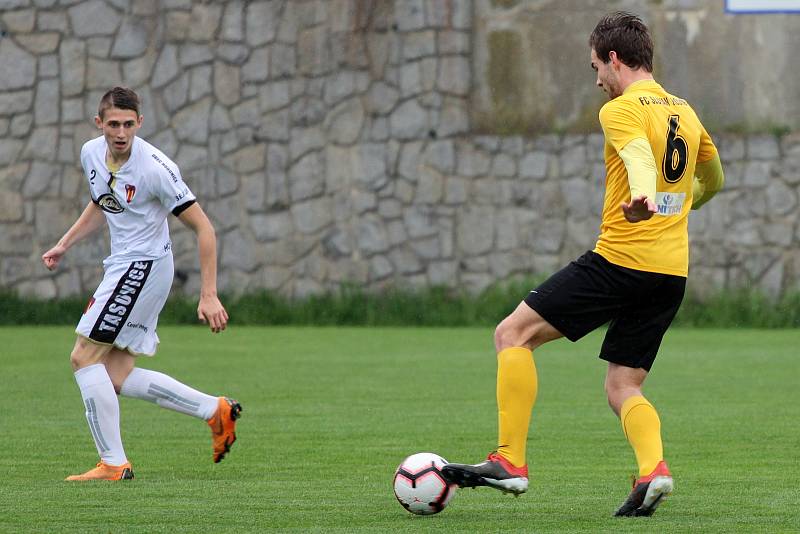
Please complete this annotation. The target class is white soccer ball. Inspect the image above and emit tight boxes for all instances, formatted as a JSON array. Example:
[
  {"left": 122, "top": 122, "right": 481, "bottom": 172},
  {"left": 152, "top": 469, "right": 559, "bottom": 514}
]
[{"left": 393, "top": 452, "right": 457, "bottom": 515}]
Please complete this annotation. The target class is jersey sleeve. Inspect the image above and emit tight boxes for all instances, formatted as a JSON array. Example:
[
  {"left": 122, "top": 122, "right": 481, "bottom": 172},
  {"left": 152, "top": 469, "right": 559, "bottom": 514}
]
[
  {"left": 598, "top": 100, "right": 646, "bottom": 154},
  {"left": 619, "top": 137, "right": 657, "bottom": 200},
  {"left": 80, "top": 141, "right": 100, "bottom": 203},
  {"left": 696, "top": 124, "right": 718, "bottom": 163},
  {"left": 151, "top": 155, "right": 197, "bottom": 215},
  {"left": 692, "top": 153, "right": 724, "bottom": 210}
]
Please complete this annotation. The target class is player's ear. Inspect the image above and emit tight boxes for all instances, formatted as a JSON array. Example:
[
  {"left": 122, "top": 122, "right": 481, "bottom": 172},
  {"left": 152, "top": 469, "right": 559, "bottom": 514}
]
[
  {"left": 94, "top": 115, "right": 102, "bottom": 128},
  {"left": 137, "top": 115, "right": 144, "bottom": 127}
]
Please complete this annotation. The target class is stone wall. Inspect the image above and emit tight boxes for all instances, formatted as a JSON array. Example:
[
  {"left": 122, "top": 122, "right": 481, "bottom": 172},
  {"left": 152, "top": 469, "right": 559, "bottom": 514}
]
[
  {"left": 472, "top": 0, "right": 800, "bottom": 133},
  {"left": 0, "top": 0, "right": 798, "bottom": 301}
]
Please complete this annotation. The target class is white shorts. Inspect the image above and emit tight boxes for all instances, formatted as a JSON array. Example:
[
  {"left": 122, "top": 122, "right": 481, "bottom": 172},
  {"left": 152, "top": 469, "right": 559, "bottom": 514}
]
[{"left": 76, "top": 254, "right": 173, "bottom": 356}]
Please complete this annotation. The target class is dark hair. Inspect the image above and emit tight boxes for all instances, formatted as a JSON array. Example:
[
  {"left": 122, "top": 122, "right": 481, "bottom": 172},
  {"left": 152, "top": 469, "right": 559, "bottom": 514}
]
[
  {"left": 98, "top": 87, "right": 141, "bottom": 119},
  {"left": 589, "top": 11, "right": 653, "bottom": 72}
]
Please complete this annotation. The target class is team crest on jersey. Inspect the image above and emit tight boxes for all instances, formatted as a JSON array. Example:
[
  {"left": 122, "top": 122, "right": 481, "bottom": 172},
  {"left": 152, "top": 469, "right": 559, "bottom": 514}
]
[
  {"left": 97, "top": 193, "right": 124, "bottom": 214},
  {"left": 125, "top": 184, "right": 136, "bottom": 203}
]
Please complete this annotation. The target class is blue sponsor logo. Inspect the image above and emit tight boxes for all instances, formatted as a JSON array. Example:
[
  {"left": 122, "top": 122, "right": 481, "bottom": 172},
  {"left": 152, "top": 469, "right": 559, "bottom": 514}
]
[{"left": 126, "top": 322, "right": 149, "bottom": 333}]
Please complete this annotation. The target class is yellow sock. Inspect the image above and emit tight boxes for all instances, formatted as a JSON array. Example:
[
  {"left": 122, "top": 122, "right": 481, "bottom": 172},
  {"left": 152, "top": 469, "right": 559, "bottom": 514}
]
[
  {"left": 620, "top": 395, "right": 663, "bottom": 477},
  {"left": 496, "top": 347, "right": 537, "bottom": 467}
]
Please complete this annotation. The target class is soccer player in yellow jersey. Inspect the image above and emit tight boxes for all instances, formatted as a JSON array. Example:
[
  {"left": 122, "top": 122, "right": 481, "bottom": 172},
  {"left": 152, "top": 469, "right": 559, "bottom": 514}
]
[{"left": 443, "top": 12, "right": 724, "bottom": 517}]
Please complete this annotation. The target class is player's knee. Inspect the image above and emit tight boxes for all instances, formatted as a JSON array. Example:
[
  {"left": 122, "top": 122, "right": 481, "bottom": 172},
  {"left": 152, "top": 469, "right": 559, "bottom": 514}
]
[
  {"left": 604, "top": 378, "right": 642, "bottom": 415},
  {"left": 494, "top": 321, "right": 526, "bottom": 352},
  {"left": 603, "top": 374, "right": 613, "bottom": 396},
  {"left": 604, "top": 375, "right": 625, "bottom": 401},
  {"left": 494, "top": 322, "right": 510, "bottom": 352},
  {"left": 104, "top": 367, "right": 127, "bottom": 393},
  {"left": 604, "top": 382, "right": 617, "bottom": 409},
  {"left": 604, "top": 381, "right": 622, "bottom": 414},
  {"left": 105, "top": 356, "right": 135, "bottom": 393},
  {"left": 495, "top": 320, "right": 550, "bottom": 352},
  {"left": 70, "top": 346, "right": 88, "bottom": 370},
  {"left": 70, "top": 338, "right": 105, "bottom": 370}
]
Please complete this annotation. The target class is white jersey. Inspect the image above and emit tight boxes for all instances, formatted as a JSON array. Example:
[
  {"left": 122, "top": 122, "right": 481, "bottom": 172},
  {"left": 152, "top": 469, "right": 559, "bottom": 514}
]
[{"left": 80, "top": 136, "right": 196, "bottom": 265}]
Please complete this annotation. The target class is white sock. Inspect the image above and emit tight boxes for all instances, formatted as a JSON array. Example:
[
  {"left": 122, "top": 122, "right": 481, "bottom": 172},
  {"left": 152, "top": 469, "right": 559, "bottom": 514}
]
[
  {"left": 74, "top": 364, "right": 128, "bottom": 466},
  {"left": 120, "top": 368, "right": 218, "bottom": 420}
]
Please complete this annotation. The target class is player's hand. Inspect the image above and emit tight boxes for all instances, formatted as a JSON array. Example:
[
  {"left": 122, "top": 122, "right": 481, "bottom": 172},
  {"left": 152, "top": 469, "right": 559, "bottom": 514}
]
[
  {"left": 198, "top": 294, "right": 228, "bottom": 333},
  {"left": 41, "top": 244, "right": 67, "bottom": 271},
  {"left": 621, "top": 194, "right": 657, "bottom": 223}
]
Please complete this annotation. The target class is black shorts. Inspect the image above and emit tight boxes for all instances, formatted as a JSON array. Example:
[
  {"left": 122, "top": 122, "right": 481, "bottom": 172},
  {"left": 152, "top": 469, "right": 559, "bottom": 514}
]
[{"left": 524, "top": 251, "right": 686, "bottom": 371}]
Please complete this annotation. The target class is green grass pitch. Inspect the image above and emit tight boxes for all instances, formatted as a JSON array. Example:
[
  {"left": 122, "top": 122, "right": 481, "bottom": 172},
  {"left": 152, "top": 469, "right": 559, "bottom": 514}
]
[{"left": 1, "top": 326, "right": 798, "bottom": 533}]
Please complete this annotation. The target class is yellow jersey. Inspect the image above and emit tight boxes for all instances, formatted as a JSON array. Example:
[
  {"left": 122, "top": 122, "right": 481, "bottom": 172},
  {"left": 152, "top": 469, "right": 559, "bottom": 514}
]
[{"left": 594, "top": 80, "right": 717, "bottom": 277}]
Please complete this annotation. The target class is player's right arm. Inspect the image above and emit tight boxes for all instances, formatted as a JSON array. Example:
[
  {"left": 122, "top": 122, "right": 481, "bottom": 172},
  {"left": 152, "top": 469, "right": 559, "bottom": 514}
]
[
  {"left": 691, "top": 125, "right": 724, "bottom": 210},
  {"left": 691, "top": 154, "right": 724, "bottom": 210},
  {"left": 41, "top": 201, "right": 105, "bottom": 271}
]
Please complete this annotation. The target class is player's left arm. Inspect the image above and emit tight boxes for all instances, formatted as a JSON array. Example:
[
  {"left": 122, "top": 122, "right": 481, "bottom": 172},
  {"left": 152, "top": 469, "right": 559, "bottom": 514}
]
[
  {"left": 600, "top": 104, "right": 657, "bottom": 223},
  {"left": 178, "top": 203, "right": 229, "bottom": 333},
  {"left": 618, "top": 138, "right": 658, "bottom": 222}
]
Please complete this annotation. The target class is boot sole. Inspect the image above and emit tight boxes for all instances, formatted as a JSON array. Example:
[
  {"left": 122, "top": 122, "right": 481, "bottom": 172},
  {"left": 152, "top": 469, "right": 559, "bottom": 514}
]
[
  {"left": 635, "top": 476, "right": 673, "bottom": 516},
  {"left": 442, "top": 466, "right": 528, "bottom": 495}
]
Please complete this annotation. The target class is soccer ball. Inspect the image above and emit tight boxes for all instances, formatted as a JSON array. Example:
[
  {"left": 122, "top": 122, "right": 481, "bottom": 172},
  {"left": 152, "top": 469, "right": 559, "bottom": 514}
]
[{"left": 393, "top": 452, "right": 456, "bottom": 515}]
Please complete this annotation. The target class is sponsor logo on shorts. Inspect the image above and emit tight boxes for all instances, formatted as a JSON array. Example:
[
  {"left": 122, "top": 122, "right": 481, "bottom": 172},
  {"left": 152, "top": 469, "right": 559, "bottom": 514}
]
[
  {"left": 89, "top": 260, "right": 153, "bottom": 344},
  {"left": 97, "top": 193, "right": 124, "bottom": 214},
  {"left": 126, "top": 321, "right": 149, "bottom": 333},
  {"left": 125, "top": 184, "right": 136, "bottom": 203}
]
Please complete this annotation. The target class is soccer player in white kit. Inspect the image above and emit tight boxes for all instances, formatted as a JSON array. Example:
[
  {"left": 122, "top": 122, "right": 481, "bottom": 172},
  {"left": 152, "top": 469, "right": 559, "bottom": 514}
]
[{"left": 42, "top": 87, "right": 242, "bottom": 481}]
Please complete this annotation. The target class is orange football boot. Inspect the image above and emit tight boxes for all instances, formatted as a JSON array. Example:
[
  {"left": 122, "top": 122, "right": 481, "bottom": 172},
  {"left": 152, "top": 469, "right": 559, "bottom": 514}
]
[
  {"left": 65, "top": 461, "right": 134, "bottom": 481},
  {"left": 207, "top": 397, "right": 242, "bottom": 463}
]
